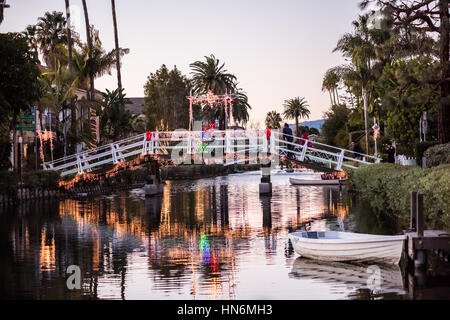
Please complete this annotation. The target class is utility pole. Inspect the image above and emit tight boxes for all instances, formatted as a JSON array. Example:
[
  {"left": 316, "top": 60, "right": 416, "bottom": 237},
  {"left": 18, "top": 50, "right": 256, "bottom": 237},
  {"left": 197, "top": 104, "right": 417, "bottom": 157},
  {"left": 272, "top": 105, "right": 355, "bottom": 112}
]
[{"left": 0, "top": 0, "right": 10, "bottom": 25}]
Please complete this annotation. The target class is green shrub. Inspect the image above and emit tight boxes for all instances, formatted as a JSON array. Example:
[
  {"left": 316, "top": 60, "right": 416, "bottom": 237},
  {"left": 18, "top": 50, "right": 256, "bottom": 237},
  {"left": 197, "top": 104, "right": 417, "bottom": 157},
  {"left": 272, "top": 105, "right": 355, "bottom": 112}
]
[
  {"left": 352, "top": 163, "right": 450, "bottom": 231},
  {"left": 0, "top": 171, "right": 18, "bottom": 194},
  {"left": 416, "top": 141, "right": 438, "bottom": 167},
  {"left": 25, "top": 170, "right": 61, "bottom": 189},
  {"left": 424, "top": 143, "right": 450, "bottom": 168}
]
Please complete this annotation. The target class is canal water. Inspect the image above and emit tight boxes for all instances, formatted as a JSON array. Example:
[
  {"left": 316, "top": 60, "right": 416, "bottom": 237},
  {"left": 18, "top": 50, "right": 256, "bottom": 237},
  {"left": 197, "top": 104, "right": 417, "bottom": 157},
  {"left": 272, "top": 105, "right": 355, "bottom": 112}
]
[{"left": 1, "top": 171, "right": 448, "bottom": 300}]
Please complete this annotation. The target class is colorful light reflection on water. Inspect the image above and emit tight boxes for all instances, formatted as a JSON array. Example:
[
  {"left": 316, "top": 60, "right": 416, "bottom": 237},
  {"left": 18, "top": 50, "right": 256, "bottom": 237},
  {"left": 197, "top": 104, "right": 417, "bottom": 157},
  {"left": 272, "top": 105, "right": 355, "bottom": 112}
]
[{"left": 1, "top": 171, "right": 441, "bottom": 300}]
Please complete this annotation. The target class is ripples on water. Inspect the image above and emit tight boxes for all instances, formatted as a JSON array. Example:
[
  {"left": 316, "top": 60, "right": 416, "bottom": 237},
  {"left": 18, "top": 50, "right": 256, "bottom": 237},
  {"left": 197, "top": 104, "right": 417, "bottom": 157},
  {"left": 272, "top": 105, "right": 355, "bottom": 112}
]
[{"left": 0, "top": 171, "right": 415, "bottom": 300}]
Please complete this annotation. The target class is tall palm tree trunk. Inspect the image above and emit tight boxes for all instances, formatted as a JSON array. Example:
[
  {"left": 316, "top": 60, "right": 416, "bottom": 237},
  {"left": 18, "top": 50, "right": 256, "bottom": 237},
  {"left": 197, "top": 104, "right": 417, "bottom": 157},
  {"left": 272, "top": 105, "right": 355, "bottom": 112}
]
[
  {"left": 82, "top": 0, "right": 94, "bottom": 101},
  {"left": 295, "top": 116, "right": 299, "bottom": 137},
  {"left": 362, "top": 86, "right": 369, "bottom": 153},
  {"left": 328, "top": 90, "right": 334, "bottom": 106},
  {"left": 111, "top": 0, "right": 122, "bottom": 90},
  {"left": 65, "top": 0, "right": 76, "bottom": 154},
  {"left": 438, "top": 0, "right": 449, "bottom": 144},
  {"left": 65, "top": 0, "right": 73, "bottom": 72}
]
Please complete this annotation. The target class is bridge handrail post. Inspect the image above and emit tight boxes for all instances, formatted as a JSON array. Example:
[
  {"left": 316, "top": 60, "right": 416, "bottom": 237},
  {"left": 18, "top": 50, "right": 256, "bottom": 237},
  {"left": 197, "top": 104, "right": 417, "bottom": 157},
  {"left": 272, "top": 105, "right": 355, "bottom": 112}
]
[
  {"left": 270, "top": 130, "right": 275, "bottom": 154},
  {"left": 262, "top": 131, "right": 268, "bottom": 153},
  {"left": 142, "top": 134, "right": 147, "bottom": 155},
  {"left": 187, "top": 133, "right": 192, "bottom": 155},
  {"left": 76, "top": 155, "right": 84, "bottom": 174},
  {"left": 336, "top": 150, "right": 345, "bottom": 171},
  {"left": 154, "top": 132, "right": 159, "bottom": 154},
  {"left": 300, "top": 143, "right": 308, "bottom": 161},
  {"left": 110, "top": 143, "right": 117, "bottom": 164}
]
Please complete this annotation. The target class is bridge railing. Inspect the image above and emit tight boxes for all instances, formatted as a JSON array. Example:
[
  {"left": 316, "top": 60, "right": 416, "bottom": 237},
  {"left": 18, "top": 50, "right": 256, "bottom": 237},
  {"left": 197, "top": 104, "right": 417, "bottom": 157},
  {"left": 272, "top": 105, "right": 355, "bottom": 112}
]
[
  {"left": 43, "top": 129, "right": 381, "bottom": 177},
  {"left": 272, "top": 131, "right": 381, "bottom": 170}
]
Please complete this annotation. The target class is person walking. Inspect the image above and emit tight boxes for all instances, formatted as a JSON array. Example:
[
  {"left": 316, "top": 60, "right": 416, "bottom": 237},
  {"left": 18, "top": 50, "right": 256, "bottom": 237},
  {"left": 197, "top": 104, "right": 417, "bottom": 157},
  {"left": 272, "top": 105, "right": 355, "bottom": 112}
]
[
  {"left": 282, "top": 123, "right": 293, "bottom": 158},
  {"left": 386, "top": 143, "right": 396, "bottom": 164}
]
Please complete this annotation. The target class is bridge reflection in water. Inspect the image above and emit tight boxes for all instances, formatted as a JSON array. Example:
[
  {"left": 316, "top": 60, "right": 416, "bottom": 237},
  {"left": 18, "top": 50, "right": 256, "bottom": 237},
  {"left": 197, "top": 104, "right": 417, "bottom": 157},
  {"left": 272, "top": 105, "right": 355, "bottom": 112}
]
[{"left": 0, "top": 173, "right": 414, "bottom": 300}]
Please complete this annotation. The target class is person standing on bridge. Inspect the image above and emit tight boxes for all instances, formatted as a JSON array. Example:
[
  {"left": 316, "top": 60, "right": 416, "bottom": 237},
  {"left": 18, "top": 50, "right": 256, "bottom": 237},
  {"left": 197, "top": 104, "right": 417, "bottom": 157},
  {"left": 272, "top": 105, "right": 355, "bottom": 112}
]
[
  {"left": 300, "top": 129, "right": 313, "bottom": 148},
  {"left": 282, "top": 123, "right": 294, "bottom": 158}
]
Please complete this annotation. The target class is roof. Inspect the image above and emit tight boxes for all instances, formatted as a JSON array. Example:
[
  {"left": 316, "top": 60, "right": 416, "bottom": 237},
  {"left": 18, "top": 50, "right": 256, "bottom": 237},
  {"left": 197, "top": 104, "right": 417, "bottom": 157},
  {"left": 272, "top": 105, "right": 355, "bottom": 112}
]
[{"left": 127, "top": 97, "right": 145, "bottom": 115}]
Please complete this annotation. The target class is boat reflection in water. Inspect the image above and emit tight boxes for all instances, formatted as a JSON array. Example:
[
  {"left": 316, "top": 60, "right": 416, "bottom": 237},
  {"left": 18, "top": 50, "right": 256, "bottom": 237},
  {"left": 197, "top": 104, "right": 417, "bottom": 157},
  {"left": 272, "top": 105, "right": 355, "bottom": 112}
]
[{"left": 289, "top": 258, "right": 407, "bottom": 299}]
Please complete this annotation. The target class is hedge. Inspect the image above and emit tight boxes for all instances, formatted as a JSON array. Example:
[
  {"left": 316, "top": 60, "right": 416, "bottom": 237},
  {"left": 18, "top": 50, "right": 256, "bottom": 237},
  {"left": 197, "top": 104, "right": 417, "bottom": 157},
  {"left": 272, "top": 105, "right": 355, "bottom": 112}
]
[
  {"left": 416, "top": 141, "right": 438, "bottom": 167},
  {"left": 0, "top": 171, "right": 18, "bottom": 194},
  {"left": 352, "top": 163, "right": 450, "bottom": 231},
  {"left": 424, "top": 143, "right": 450, "bottom": 168},
  {"left": 25, "top": 170, "right": 61, "bottom": 189}
]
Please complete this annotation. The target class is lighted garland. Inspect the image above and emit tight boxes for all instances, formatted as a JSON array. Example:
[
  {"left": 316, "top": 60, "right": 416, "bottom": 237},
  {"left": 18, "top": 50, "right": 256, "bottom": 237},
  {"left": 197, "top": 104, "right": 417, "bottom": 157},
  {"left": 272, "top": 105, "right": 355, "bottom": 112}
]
[
  {"left": 36, "top": 129, "right": 54, "bottom": 162},
  {"left": 187, "top": 90, "right": 235, "bottom": 131}
]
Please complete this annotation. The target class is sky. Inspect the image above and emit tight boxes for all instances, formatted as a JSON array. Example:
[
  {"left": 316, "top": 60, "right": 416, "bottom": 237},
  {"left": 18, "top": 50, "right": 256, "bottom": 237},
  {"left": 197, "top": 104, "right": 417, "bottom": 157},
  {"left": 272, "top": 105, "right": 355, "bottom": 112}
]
[{"left": 1, "top": 0, "right": 363, "bottom": 125}]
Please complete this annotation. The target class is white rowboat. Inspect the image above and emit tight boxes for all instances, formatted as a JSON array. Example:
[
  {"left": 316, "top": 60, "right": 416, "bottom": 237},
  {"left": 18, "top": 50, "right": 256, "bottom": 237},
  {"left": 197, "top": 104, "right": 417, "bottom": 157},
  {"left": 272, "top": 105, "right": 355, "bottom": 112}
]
[
  {"left": 288, "top": 231, "right": 406, "bottom": 264},
  {"left": 289, "top": 178, "right": 346, "bottom": 186}
]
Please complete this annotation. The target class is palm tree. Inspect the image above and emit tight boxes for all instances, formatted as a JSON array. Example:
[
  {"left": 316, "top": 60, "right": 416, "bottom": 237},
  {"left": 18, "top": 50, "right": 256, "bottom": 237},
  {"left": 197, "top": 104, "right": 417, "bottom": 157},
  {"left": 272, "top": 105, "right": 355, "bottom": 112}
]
[
  {"left": 265, "top": 111, "right": 282, "bottom": 129},
  {"left": 36, "top": 11, "right": 67, "bottom": 69},
  {"left": 334, "top": 14, "right": 376, "bottom": 152},
  {"left": 81, "top": 0, "right": 94, "bottom": 100},
  {"left": 322, "top": 68, "right": 341, "bottom": 106},
  {"left": 283, "top": 97, "right": 311, "bottom": 137},
  {"left": 190, "top": 54, "right": 237, "bottom": 95},
  {"left": 111, "top": 0, "right": 122, "bottom": 89},
  {"left": 231, "top": 89, "right": 251, "bottom": 125},
  {"left": 99, "top": 88, "right": 134, "bottom": 143},
  {"left": 190, "top": 54, "right": 237, "bottom": 127},
  {"left": 23, "top": 25, "right": 39, "bottom": 59},
  {"left": 64, "top": 0, "right": 73, "bottom": 72}
]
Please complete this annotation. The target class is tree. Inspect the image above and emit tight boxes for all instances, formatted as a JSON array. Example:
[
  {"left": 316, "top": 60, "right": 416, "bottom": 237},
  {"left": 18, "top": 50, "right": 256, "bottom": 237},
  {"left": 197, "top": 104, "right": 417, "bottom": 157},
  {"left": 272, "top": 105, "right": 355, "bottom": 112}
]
[
  {"left": 265, "top": 111, "right": 282, "bottom": 129},
  {"left": 283, "top": 97, "right": 311, "bottom": 136},
  {"left": 81, "top": 0, "right": 94, "bottom": 100},
  {"left": 231, "top": 89, "right": 251, "bottom": 125},
  {"left": 99, "top": 88, "right": 135, "bottom": 143},
  {"left": 361, "top": 0, "right": 450, "bottom": 144},
  {"left": 334, "top": 14, "right": 377, "bottom": 153},
  {"left": 190, "top": 54, "right": 237, "bottom": 126},
  {"left": 36, "top": 11, "right": 68, "bottom": 69},
  {"left": 190, "top": 54, "right": 236, "bottom": 95},
  {"left": 321, "top": 104, "right": 352, "bottom": 148},
  {"left": 0, "top": 33, "right": 42, "bottom": 169},
  {"left": 144, "top": 65, "right": 192, "bottom": 131},
  {"left": 111, "top": 0, "right": 123, "bottom": 90},
  {"left": 65, "top": 0, "right": 73, "bottom": 73},
  {"left": 322, "top": 68, "right": 341, "bottom": 106},
  {"left": 378, "top": 57, "right": 440, "bottom": 145},
  {"left": 23, "top": 25, "right": 39, "bottom": 59}
]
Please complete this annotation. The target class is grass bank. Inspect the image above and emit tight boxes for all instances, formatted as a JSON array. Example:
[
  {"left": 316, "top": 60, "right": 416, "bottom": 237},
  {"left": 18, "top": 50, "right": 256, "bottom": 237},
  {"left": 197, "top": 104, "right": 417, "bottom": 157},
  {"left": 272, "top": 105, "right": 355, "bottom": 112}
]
[{"left": 345, "top": 163, "right": 450, "bottom": 231}]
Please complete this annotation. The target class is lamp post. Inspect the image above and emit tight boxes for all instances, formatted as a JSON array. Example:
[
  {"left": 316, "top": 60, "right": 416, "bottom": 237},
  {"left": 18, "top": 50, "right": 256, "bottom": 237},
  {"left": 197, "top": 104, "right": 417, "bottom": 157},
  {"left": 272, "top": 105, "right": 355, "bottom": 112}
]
[{"left": 372, "top": 117, "right": 380, "bottom": 157}]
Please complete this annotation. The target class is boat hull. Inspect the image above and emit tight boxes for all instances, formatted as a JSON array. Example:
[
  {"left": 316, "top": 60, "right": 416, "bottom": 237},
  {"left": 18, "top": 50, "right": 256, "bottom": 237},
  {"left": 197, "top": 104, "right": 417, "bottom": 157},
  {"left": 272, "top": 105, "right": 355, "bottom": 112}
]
[
  {"left": 289, "top": 178, "right": 346, "bottom": 186},
  {"left": 288, "top": 231, "right": 406, "bottom": 265},
  {"left": 289, "top": 258, "right": 406, "bottom": 295}
]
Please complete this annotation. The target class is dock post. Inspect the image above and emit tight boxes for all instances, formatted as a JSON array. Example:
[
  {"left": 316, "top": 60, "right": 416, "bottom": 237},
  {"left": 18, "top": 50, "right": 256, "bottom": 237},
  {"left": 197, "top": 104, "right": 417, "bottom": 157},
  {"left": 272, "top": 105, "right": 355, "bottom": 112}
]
[
  {"left": 416, "top": 193, "right": 424, "bottom": 237},
  {"left": 414, "top": 193, "right": 427, "bottom": 268},
  {"left": 259, "top": 158, "right": 272, "bottom": 195},
  {"left": 410, "top": 191, "right": 417, "bottom": 231}
]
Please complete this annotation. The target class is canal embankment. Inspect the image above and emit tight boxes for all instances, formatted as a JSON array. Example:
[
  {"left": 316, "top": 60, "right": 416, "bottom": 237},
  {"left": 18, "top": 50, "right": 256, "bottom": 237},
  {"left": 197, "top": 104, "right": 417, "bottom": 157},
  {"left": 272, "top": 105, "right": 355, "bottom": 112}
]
[
  {"left": 345, "top": 163, "right": 450, "bottom": 232},
  {"left": 0, "top": 163, "right": 262, "bottom": 203}
]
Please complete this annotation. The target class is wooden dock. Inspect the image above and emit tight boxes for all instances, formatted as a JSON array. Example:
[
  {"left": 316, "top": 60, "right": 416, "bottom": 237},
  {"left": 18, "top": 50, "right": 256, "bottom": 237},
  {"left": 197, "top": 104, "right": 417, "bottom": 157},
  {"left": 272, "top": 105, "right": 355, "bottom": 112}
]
[{"left": 404, "top": 191, "right": 450, "bottom": 268}]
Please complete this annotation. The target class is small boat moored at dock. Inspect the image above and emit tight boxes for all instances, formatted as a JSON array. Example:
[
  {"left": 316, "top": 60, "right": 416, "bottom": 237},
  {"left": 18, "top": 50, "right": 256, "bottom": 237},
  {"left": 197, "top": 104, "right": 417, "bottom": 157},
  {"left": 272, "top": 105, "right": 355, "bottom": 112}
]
[
  {"left": 289, "top": 178, "right": 346, "bottom": 186},
  {"left": 288, "top": 231, "right": 407, "bottom": 264}
]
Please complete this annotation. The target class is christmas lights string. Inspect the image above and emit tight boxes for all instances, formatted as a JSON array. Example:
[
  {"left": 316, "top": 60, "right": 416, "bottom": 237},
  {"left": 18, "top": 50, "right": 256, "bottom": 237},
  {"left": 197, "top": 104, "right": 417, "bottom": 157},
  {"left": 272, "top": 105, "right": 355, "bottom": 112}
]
[{"left": 187, "top": 90, "right": 235, "bottom": 131}]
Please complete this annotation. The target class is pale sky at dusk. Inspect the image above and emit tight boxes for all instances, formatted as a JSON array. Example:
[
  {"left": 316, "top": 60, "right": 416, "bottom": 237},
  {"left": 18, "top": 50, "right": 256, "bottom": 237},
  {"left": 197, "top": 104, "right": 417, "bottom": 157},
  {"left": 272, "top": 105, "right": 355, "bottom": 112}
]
[{"left": 2, "top": 0, "right": 363, "bottom": 124}]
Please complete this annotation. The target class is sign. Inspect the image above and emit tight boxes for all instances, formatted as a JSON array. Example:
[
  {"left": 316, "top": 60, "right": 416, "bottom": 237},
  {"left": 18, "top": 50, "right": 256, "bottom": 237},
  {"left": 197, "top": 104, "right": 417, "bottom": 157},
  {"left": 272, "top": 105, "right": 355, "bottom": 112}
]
[
  {"left": 21, "top": 115, "right": 35, "bottom": 121},
  {"left": 15, "top": 125, "right": 35, "bottom": 131}
]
